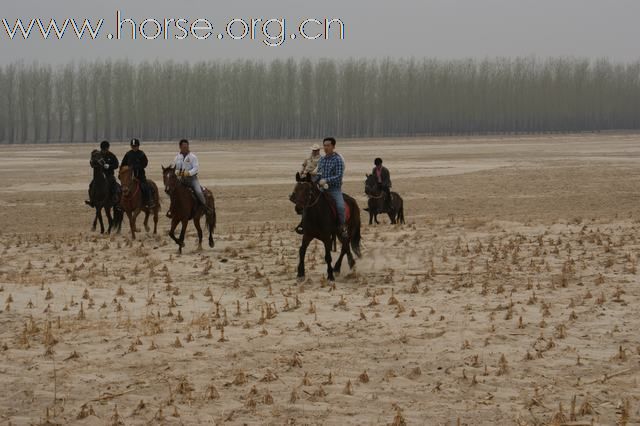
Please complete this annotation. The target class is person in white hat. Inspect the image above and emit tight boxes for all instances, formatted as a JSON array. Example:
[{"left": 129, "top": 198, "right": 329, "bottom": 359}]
[
  {"left": 293, "top": 144, "right": 322, "bottom": 234},
  {"left": 299, "top": 144, "right": 322, "bottom": 178}
]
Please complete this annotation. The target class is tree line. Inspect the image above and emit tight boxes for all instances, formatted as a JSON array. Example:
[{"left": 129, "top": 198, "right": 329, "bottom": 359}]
[{"left": 1, "top": 57, "right": 639, "bottom": 144}]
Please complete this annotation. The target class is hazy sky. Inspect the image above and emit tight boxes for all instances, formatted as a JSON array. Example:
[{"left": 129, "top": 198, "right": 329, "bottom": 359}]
[{"left": 1, "top": 0, "right": 639, "bottom": 64}]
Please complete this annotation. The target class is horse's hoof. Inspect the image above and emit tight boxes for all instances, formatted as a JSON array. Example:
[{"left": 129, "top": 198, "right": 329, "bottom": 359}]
[
  {"left": 296, "top": 276, "right": 305, "bottom": 283},
  {"left": 328, "top": 276, "right": 335, "bottom": 282}
]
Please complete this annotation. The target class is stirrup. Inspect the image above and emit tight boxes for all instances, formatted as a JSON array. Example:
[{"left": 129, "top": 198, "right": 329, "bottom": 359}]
[
  {"left": 339, "top": 225, "right": 349, "bottom": 239},
  {"left": 295, "top": 225, "right": 304, "bottom": 235}
]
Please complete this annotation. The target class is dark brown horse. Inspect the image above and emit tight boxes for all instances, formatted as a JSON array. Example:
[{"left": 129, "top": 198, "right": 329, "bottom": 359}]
[
  {"left": 88, "top": 150, "right": 121, "bottom": 234},
  {"left": 290, "top": 173, "right": 362, "bottom": 282},
  {"left": 364, "top": 174, "right": 405, "bottom": 225},
  {"left": 162, "top": 166, "right": 216, "bottom": 254},
  {"left": 118, "top": 165, "right": 160, "bottom": 239}
]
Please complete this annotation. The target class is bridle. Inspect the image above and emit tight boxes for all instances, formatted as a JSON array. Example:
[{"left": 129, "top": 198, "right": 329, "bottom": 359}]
[
  {"left": 120, "top": 169, "right": 139, "bottom": 200},
  {"left": 365, "top": 179, "right": 384, "bottom": 199},
  {"left": 163, "top": 170, "right": 178, "bottom": 196},
  {"left": 297, "top": 182, "right": 322, "bottom": 209}
]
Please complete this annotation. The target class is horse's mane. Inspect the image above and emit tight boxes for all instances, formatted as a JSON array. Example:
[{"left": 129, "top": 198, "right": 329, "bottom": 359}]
[{"left": 119, "top": 165, "right": 130, "bottom": 174}]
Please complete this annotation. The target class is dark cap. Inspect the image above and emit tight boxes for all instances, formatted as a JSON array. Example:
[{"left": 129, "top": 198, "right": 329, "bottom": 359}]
[
  {"left": 100, "top": 140, "right": 110, "bottom": 150},
  {"left": 374, "top": 157, "right": 383, "bottom": 165},
  {"left": 130, "top": 138, "right": 140, "bottom": 147}
]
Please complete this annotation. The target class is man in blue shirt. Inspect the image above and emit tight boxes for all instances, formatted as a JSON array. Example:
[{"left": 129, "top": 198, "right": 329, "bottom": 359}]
[{"left": 316, "top": 137, "right": 349, "bottom": 239}]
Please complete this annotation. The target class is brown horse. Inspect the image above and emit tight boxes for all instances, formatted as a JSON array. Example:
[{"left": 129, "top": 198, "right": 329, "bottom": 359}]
[
  {"left": 118, "top": 165, "right": 160, "bottom": 239},
  {"left": 162, "top": 166, "right": 216, "bottom": 254},
  {"left": 290, "top": 173, "right": 362, "bottom": 282}
]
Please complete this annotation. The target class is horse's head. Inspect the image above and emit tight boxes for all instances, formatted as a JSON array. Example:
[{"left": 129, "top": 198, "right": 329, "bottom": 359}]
[
  {"left": 290, "top": 175, "right": 317, "bottom": 213},
  {"left": 90, "top": 150, "right": 103, "bottom": 169},
  {"left": 162, "top": 165, "right": 178, "bottom": 195},
  {"left": 364, "top": 174, "right": 378, "bottom": 196},
  {"left": 118, "top": 166, "right": 135, "bottom": 196}
]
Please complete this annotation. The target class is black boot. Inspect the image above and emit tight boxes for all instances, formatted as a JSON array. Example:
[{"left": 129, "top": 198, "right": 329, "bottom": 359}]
[{"left": 295, "top": 220, "right": 304, "bottom": 235}]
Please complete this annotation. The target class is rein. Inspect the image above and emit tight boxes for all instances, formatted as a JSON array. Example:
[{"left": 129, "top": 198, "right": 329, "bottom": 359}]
[
  {"left": 304, "top": 183, "right": 322, "bottom": 209},
  {"left": 367, "top": 191, "right": 385, "bottom": 200}
]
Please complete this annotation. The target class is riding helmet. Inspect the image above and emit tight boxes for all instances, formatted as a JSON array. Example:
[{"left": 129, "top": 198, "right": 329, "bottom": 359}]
[
  {"left": 374, "top": 157, "right": 383, "bottom": 166},
  {"left": 130, "top": 138, "right": 141, "bottom": 147},
  {"left": 100, "top": 140, "right": 110, "bottom": 150}
]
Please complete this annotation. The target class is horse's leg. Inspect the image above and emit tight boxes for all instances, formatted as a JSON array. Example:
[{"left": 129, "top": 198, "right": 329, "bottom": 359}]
[
  {"left": 333, "top": 240, "right": 348, "bottom": 275},
  {"left": 143, "top": 209, "right": 150, "bottom": 232},
  {"left": 324, "top": 239, "right": 335, "bottom": 282},
  {"left": 297, "top": 235, "right": 311, "bottom": 282},
  {"left": 153, "top": 206, "right": 159, "bottom": 234},
  {"left": 369, "top": 210, "right": 373, "bottom": 225},
  {"left": 126, "top": 210, "right": 136, "bottom": 239},
  {"left": 388, "top": 210, "right": 396, "bottom": 225},
  {"left": 105, "top": 207, "right": 113, "bottom": 234},
  {"left": 96, "top": 207, "right": 105, "bottom": 234},
  {"left": 194, "top": 214, "right": 203, "bottom": 251},
  {"left": 132, "top": 209, "right": 143, "bottom": 238},
  {"left": 178, "top": 219, "right": 188, "bottom": 253},
  {"left": 92, "top": 209, "right": 98, "bottom": 232},
  {"left": 169, "top": 217, "right": 182, "bottom": 249},
  {"left": 346, "top": 237, "right": 356, "bottom": 269}
]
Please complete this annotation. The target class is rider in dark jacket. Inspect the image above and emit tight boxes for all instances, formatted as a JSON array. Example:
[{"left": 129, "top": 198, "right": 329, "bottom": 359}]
[
  {"left": 86, "top": 140, "right": 119, "bottom": 207},
  {"left": 372, "top": 158, "right": 393, "bottom": 212},
  {"left": 121, "top": 138, "right": 154, "bottom": 208}
]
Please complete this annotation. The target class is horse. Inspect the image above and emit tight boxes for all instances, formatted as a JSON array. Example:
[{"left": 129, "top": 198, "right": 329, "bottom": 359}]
[
  {"left": 161, "top": 166, "right": 216, "bottom": 254},
  {"left": 290, "top": 173, "right": 362, "bottom": 282},
  {"left": 364, "top": 174, "right": 405, "bottom": 225},
  {"left": 118, "top": 165, "right": 160, "bottom": 239},
  {"left": 88, "top": 150, "right": 122, "bottom": 234}
]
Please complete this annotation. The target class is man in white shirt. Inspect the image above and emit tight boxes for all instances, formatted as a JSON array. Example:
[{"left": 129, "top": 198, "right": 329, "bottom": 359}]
[{"left": 171, "top": 139, "right": 212, "bottom": 214}]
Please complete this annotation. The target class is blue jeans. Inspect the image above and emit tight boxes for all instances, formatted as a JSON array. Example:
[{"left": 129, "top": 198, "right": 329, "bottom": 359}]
[
  {"left": 327, "top": 188, "right": 345, "bottom": 225},
  {"left": 188, "top": 175, "right": 207, "bottom": 206}
]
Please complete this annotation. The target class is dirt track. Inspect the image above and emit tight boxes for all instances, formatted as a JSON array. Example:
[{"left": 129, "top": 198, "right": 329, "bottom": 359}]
[{"left": 0, "top": 134, "right": 639, "bottom": 425}]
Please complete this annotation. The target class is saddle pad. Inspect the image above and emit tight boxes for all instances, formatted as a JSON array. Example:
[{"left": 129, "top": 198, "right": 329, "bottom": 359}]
[{"left": 326, "top": 195, "right": 351, "bottom": 223}]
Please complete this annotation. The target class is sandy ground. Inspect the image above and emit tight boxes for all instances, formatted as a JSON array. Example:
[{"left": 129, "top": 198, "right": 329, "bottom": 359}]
[{"left": 0, "top": 133, "right": 639, "bottom": 425}]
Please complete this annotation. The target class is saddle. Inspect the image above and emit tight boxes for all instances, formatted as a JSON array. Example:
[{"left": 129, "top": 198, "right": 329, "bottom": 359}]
[
  {"left": 180, "top": 180, "right": 209, "bottom": 203},
  {"left": 323, "top": 193, "right": 351, "bottom": 223}
]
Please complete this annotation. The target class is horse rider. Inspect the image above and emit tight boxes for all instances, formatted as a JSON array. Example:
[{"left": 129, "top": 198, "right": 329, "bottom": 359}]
[
  {"left": 372, "top": 157, "right": 393, "bottom": 212},
  {"left": 294, "top": 144, "right": 322, "bottom": 234},
  {"left": 85, "top": 140, "right": 119, "bottom": 207},
  {"left": 168, "top": 139, "right": 213, "bottom": 216},
  {"left": 301, "top": 144, "right": 322, "bottom": 178},
  {"left": 317, "top": 137, "right": 349, "bottom": 240},
  {"left": 121, "top": 138, "right": 155, "bottom": 209}
]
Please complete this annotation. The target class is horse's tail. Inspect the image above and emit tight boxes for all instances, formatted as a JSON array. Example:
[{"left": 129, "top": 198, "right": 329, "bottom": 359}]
[
  {"left": 113, "top": 205, "right": 124, "bottom": 232},
  {"left": 349, "top": 199, "right": 362, "bottom": 258},
  {"left": 206, "top": 195, "right": 216, "bottom": 248}
]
